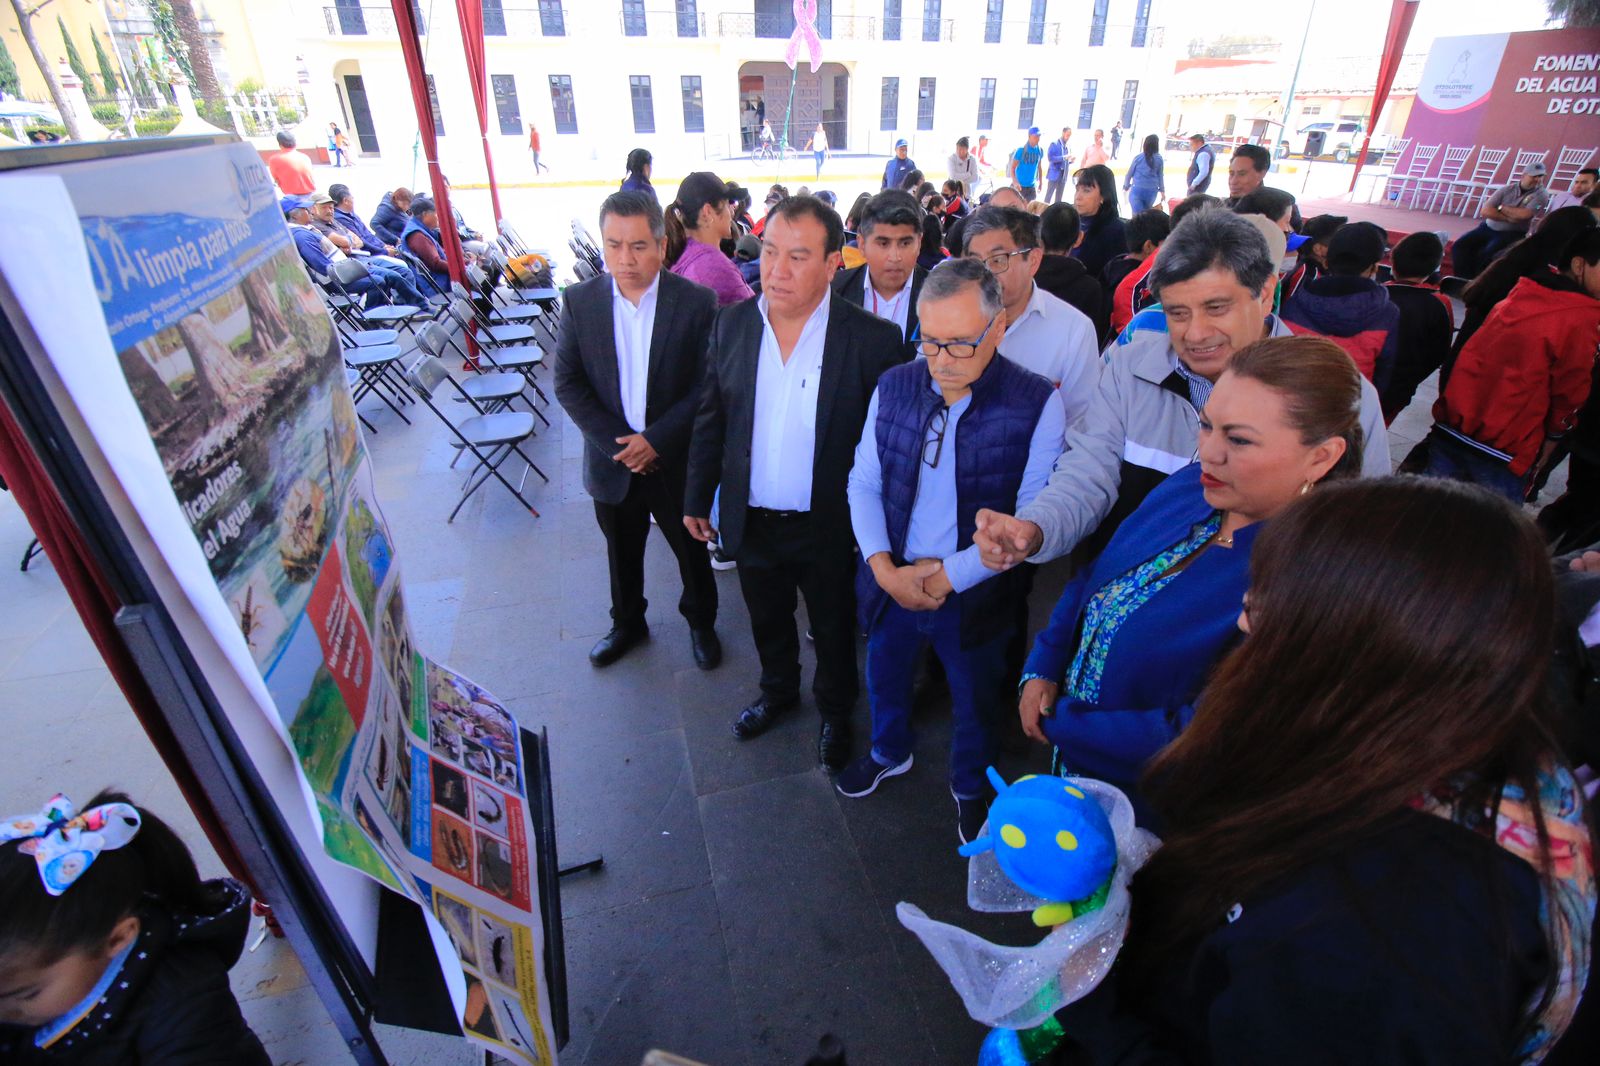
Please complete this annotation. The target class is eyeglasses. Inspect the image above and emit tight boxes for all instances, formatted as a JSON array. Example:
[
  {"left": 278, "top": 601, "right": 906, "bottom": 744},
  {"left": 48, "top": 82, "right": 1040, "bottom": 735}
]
[
  {"left": 922, "top": 405, "right": 950, "bottom": 469},
  {"left": 918, "top": 312, "right": 1001, "bottom": 361},
  {"left": 966, "top": 248, "right": 1035, "bottom": 275}
]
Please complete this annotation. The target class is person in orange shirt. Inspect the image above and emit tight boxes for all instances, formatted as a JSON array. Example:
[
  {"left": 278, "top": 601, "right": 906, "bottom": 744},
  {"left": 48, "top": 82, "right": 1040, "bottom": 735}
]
[
  {"left": 528, "top": 123, "right": 549, "bottom": 175},
  {"left": 267, "top": 131, "right": 315, "bottom": 195}
]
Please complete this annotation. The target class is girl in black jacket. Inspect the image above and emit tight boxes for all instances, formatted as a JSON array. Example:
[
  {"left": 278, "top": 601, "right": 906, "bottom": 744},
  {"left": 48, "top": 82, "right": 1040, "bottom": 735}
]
[
  {"left": 1058, "top": 478, "right": 1595, "bottom": 1064},
  {"left": 0, "top": 790, "right": 269, "bottom": 1065}
]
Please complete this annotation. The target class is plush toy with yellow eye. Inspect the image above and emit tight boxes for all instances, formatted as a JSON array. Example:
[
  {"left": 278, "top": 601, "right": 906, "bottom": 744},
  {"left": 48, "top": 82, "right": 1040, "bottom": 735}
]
[{"left": 958, "top": 767, "right": 1117, "bottom": 927}]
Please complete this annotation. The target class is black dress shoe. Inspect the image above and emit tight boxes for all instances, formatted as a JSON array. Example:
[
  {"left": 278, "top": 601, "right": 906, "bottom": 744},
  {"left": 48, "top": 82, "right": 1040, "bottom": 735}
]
[
  {"left": 817, "top": 720, "right": 852, "bottom": 772},
  {"left": 588, "top": 624, "right": 648, "bottom": 667},
  {"left": 731, "top": 696, "right": 794, "bottom": 740},
  {"left": 690, "top": 627, "right": 722, "bottom": 670}
]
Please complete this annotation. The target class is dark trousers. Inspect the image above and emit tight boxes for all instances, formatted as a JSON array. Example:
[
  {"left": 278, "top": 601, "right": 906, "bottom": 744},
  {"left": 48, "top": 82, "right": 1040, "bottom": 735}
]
[
  {"left": 1045, "top": 176, "right": 1067, "bottom": 203},
  {"left": 1450, "top": 222, "right": 1520, "bottom": 279},
  {"left": 593, "top": 469, "right": 717, "bottom": 631},
  {"left": 735, "top": 509, "right": 858, "bottom": 720},
  {"left": 867, "top": 597, "right": 1011, "bottom": 798},
  {"left": 1540, "top": 450, "right": 1600, "bottom": 554}
]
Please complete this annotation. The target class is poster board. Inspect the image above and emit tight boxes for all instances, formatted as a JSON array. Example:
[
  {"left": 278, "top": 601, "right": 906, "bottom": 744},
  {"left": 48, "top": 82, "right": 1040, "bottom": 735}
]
[{"left": 0, "top": 137, "right": 556, "bottom": 1064}]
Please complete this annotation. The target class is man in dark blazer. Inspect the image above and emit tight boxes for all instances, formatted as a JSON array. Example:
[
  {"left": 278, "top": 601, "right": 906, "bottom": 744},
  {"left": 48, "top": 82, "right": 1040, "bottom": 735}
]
[
  {"left": 555, "top": 191, "right": 722, "bottom": 670},
  {"left": 830, "top": 188, "right": 926, "bottom": 362},
  {"left": 685, "top": 196, "right": 902, "bottom": 770}
]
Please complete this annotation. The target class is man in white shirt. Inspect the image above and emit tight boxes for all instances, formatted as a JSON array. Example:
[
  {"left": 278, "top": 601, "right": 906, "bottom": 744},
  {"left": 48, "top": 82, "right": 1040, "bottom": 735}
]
[
  {"left": 554, "top": 192, "right": 722, "bottom": 670},
  {"left": 960, "top": 205, "right": 1099, "bottom": 428},
  {"left": 831, "top": 189, "right": 927, "bottom": 361},
  {"left": 685, "top": 196, "right": 903, "bottom": 770}
]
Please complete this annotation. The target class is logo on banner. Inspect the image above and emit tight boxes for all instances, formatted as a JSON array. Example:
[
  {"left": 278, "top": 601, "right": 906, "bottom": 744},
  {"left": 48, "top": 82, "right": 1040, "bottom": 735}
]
[
  {"left": 230, "top": 156, "right": 277, "bottom": 215},
  {"left": 1419, "top": 33, "right": 1510, "bottom": 112}
]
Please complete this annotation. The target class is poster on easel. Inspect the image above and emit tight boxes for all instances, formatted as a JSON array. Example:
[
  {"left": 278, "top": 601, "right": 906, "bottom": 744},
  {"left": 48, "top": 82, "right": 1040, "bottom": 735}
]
[{"left": 0, "top": 140, "right": 555, "bottom": 1064}]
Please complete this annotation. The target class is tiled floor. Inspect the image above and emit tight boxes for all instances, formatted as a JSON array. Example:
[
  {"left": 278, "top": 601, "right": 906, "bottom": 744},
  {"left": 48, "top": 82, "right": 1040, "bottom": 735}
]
[{"left": 0, "top": 299, "right": 1564, "bottom": 1065}]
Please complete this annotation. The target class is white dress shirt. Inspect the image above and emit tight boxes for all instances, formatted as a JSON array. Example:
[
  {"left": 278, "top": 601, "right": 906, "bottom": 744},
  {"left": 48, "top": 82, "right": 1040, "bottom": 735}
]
[
  {"left": 1001, "top": 283, "right": 1099, "bottom": 430},
  {"left": 749, "top": 292, "right": 831, "bottom": 511},
  {"left": 863, "top": 267, "right": 915, "bottom": 340},
  {"left": 612, "top": 274, "right": 659, "bottom": 432}
]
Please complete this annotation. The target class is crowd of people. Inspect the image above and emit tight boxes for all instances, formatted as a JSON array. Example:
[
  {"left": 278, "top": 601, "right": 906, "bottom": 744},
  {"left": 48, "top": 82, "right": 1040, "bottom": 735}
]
[
  {"left": 541, "top": 135, "right": 1600, "bottom": 1059},
  {"left": 183, "top": 129, "right": 1600, "bottom": 1061}
]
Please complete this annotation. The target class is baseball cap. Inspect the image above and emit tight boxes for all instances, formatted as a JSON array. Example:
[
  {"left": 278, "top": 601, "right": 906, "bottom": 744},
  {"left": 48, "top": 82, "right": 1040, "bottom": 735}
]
[
  {"left": 1028, "top": 126, "right": 1041, "bottom": 136},
  {"left": 895, "top": 138, "right": 908, "bottom": 149},
  {"left": 1285, "top": 232, "right": 1311, "bottom": 251},
  {"left": 1525, "top": 162, "right": 1548, "bottom": 176},
  {"left": 1326, "top": 221, "right": 1388, "bottom": 274},
  {"left": 310, "top": 191, "right": 334, "bottom": 206},
  {"left": 734, "top": 234, "right": 761, "bottom": 260},
  {"left": 675, "top": 171, "right": 730, "bottom": 210},
  {"left": 280, "top": 195, "right": 309, "bottom": 217}
]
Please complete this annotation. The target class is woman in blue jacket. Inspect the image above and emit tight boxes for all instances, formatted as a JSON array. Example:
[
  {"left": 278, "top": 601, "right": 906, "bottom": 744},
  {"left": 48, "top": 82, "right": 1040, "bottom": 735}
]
[
  {"left": 1122, "top": 134, "right": 1167, "bottom": 214},
  {"left": 1018, "top": 336, "right": 1364, "bottom": 803}
]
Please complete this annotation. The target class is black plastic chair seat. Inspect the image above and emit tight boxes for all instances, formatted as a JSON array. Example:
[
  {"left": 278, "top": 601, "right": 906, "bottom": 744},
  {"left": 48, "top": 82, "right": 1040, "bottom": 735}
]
[
  {"left": 460, "top": 411, "right": 537, "bottom": 447},
  {"left": 460, "top": 372, "right": 525, "bottom": 403},
  {"left": 346, "top": 344, "right": 403, "bottom": 368}
]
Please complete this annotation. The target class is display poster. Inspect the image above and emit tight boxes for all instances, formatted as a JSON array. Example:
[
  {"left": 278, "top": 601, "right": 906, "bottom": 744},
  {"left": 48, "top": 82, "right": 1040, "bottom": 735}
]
[
  {"left": 20, "top": 140, "right": 554, "bottom": 1064},
  {"left": 1400, "top": 28, "right": 1600, "bottom": 176}
]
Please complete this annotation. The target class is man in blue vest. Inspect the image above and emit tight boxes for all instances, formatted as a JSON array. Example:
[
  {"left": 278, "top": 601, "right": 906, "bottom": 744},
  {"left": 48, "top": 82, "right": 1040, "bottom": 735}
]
[{"left": 839, "top": 258, "right": 1066, "bottom": 843}]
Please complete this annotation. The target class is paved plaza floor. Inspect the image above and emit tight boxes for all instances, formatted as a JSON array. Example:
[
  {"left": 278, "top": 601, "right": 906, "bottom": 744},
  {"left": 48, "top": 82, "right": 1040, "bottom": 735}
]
[{"left": 0, "top": 151, "right": 1548, "bottom": 1065}]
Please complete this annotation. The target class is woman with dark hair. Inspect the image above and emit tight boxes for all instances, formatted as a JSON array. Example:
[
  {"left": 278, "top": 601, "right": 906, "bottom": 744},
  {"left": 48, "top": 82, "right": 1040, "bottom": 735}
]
[
  {"left": 1071, "top": 163, "right": 1128, "bottom": 278},
  {"left": 664, "top": 171, "right": 753, "bottom": 307},
  {"left": 1059, "top": 477, "right": 1595, "bottom": 1063},
  {"left": 917, "top": 213, "right": 945, "bottom": 271},
  {"left": 1123, "top": 133, "right": 1167, "bottom": 214},
  {"left": 843, "top": 191, "right": 873, "bottom": 246},
  {"left": 1020, "top": 336, "right": 1363, "bottom": 800},
  {"left": 620, "top": 148, "right": 654, "bottom": 197}
]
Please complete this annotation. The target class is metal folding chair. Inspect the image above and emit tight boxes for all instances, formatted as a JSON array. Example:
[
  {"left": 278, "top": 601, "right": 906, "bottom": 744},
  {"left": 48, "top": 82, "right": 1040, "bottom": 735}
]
[
  {"left": 456, "top": 275, "right": 542, "bottom": 324},
  {"left": 431, "top": 303, "right": 553, "bottom": 423},
  {"left": 330, "top": 258, "right": 426, "bottom": 337},
  {"left": 406, "top": 354, "right": 548, "bottom": 522},
  {"left": 345, "top": 343, "right": 414, "bottom": 425},
  {"left": 414, "top": 323, "right": 529, "bottom": 415}
]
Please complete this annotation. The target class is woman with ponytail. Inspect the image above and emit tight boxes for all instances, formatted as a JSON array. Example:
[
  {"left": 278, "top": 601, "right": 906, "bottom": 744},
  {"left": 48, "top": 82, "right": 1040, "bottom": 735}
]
[
  {"left": 1057, "top": 477, "right": 1596, "bottom": 1064},
  {"left": 666, "top": 171, "right": 754, "bottom": 307},
  {"left": 0, "top": 790, "right": 269, "bottom": 1063}
]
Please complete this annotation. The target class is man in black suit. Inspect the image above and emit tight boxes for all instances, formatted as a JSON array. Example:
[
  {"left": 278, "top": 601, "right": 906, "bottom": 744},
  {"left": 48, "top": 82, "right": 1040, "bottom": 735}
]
[
  {"left": 831, "top": 188, "right": 927, "bottom": 361},
  {"left": 684, "top": 195, "right": 902, "bottom": 770},
  {"left": 555, "top": 191, "right": 722, "bottom": 670}
]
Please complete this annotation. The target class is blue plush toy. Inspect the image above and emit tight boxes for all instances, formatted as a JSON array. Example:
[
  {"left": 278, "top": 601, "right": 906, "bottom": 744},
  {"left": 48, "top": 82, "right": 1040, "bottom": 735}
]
[{"left": 958, "top": 767, "right": 1118, "bottom": 927}]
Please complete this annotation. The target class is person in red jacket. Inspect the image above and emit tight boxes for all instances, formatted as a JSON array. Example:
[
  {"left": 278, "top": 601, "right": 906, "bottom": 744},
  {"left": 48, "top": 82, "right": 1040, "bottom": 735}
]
[
  {"left": 1424, "top": 227, "right": 1600, "bottom": 502},
  {"left": 1281, "top": 221, "right": 1401, "bottom": 391}
]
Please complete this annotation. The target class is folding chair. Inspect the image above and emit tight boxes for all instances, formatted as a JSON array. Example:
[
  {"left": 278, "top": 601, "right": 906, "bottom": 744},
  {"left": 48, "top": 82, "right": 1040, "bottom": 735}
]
[
  {"left": 392, "top": 246, "right": 454, "bottom": 307},
  {"left": 414, "top": 322, "right": 528, "bottom": 415},
  {"left": 1440, "top": 147, "right": 1509, "bottom": 217},
  {"left": 345, "top": 367, "right": 378, "bottom": 433},
  {"left": 1416, "top": 145, "right": 1474, "bottom": 212},
  {"left": 456, "top": 274, "right": 542, "bottom": 324},
  {"left": 1358, "top": 136, "right": 1412, "bottom": 201},
  {"left": 430, "top": 304, "right": 552, "bottom": 423},
  {"left": 330, "top": 259, "right": 425, "bottom": 336},
  {"left": 445, "top": 293, "right": 541, "bottom": 347},
  {"left": 345, "top": 343, "right": 414, "bottom": 425},
  {"left": 497, "top": 220, "right": 532, "bottom": 257},
  {"left": 406, "top": 354, "right": 548, "bottom": 522},
  {"left": 1383, "top": 143, "right": 1439, "bottom": 207}
]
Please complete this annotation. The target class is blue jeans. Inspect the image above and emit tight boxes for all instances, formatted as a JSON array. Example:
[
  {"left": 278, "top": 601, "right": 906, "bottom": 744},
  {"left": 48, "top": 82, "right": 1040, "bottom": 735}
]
[
  {"left": 866, "top": 595, "right": 1012, "bottom": 798},
  {"left": 1422, "top": 426, "right": 1527, "bottom": 503},
  {"left": 814, "top": 150, "right": 825, "bottom": 176},
  {"left": 1127, "top": 185, "right": 1160, "bottom": 214},
  {"left": 363, "top": 259, "right": 426, "bottom": 307}
]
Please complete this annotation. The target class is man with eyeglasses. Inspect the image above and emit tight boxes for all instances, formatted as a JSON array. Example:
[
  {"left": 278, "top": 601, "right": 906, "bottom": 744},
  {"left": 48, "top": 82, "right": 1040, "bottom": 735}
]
[
  {"left": 839, "top": 259, "right": 1065, "bottom": 844},
  {"left": 962, "top": 206, "right": 1099, "bottom": 429}
]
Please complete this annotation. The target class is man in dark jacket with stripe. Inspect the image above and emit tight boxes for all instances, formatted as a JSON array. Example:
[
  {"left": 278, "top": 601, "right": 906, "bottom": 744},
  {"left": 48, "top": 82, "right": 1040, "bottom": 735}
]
[
  {"left": 839, "top": 258, "right": 1065, "bottom": 843},
  {"left": 1282, "top": 222, "right": 1400, "bottom": 393}
]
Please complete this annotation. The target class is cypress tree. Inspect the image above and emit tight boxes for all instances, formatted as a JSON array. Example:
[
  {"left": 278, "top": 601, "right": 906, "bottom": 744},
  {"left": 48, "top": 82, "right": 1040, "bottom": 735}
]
[
  {"left": 92, "top": 32, "right": 122, "bottom": 96},
  {"left": 0, "top": 37, "right": 20, "bottom": 99},
  {"left": 58, "top": 16, "right": 98, "bottom": 96}
]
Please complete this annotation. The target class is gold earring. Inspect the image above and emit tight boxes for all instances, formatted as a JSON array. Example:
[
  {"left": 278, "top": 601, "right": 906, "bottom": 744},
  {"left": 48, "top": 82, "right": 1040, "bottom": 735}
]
[{"left": 1299, "top": 480, "right": 1314, "bottom": 496}]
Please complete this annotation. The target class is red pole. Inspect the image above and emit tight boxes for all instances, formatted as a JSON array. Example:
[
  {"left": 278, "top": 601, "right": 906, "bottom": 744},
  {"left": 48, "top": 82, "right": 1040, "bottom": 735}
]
[
  {"left": 455, "top": 0, "right": 505, "bottom": 226},
  {"left": 389, "top": 0, "right": 467, "bottom": 285},
  {"left": 1349, "top": 0, "right": 1422, "bottom": 193}
]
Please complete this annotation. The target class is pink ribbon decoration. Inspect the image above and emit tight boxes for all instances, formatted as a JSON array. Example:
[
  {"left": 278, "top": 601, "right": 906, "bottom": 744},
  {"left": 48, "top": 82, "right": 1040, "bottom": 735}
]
[{"left": 784, "top": 0, "right": 824, "bottom": 73}]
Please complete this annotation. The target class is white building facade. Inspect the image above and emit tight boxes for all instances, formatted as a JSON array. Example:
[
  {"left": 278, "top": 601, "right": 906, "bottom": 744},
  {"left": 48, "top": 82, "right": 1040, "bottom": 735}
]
[{"left": 284, "top": 0, "right": 1175, "bottom": 180}]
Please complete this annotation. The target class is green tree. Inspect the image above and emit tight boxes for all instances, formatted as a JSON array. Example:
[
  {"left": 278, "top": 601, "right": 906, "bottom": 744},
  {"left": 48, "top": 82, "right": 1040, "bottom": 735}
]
[
  {"left": 0, "top": 36, "right": 19, "bottom": 99},
  {"left": 1546, "top": 0, "right": 1600, "bottom": 25},
  {"left": 57, "top": 16, "right": 97, "bottom": 96},
  {"left": 7, "top": 0, "right": 80, "bottom": 140},
  {"left": 92, "top": 32, "right": 122, "bottom": 96}
]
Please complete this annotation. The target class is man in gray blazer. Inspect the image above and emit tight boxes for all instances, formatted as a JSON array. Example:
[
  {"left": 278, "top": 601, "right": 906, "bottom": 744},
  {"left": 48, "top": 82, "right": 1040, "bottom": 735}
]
[{"left": 555, "top": 191, "right": 722, "bottom": 670}]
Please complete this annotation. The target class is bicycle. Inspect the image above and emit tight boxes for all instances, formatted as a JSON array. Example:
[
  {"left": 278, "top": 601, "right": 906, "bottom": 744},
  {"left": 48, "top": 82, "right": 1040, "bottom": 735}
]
[{"left": 752, "top": 137, "right": 790, "bottom": 166}]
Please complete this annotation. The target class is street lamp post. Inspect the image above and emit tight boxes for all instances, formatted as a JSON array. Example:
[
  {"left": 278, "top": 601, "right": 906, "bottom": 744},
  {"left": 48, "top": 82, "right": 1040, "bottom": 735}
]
[{"left": 1272, "top": 0, "right": 1318, "bottom": 171}]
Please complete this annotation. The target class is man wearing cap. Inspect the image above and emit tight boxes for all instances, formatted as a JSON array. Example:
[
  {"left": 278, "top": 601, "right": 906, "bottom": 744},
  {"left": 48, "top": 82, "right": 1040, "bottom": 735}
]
[
  {"left": 1043, "top": 128, "right": 1074, "bottom": 205},
  {"left": 884, "top": 140, "right": 916, "bottom": 191},
  {"left": 283, "top": 196, "right": 419, "bottom": 307},
  {"left": 1448, "top": 162, "right": 1553, "bottom": 279},
  {"left": 1011, "top": 128, "right": 1047, "bottom": 203},
  {"left": 307, "top": 191, "right": 425, "bottom": 304},
  {"left": 1282, "top": 221, "right": 1401, "bottom": 392}
]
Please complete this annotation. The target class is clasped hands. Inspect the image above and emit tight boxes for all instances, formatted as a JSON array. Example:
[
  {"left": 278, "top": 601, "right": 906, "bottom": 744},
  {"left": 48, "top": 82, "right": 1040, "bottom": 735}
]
[
  {"left": 972, "top": 508, "right": 1044, "bottom": 572},
  {"left": 612, "top": 433, "right": 659, "bottom": 474},
  {"left": 868, "top": 553, "right": 952, "bottom": 611}
]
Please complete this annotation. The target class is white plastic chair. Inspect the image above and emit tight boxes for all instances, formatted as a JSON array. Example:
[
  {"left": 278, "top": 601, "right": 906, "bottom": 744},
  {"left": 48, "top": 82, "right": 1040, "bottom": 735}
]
[
  {"left": 1441, "top": 147, "right": 1508, "bottom": 216},
  {"left": 1383, "top": 143, "right": 1439, "bottom": 208},
  {"left": 1417, "top": 145, "right": 1474, "bottom": 211}
]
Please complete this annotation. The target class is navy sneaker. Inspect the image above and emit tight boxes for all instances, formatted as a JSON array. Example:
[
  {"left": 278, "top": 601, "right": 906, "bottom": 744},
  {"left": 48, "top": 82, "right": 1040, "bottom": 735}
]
[
  {"left": 835, "top": 753, "right": 912, "bottom": 798},
  {"left": 954, "top": 790, "right": 989, "bottom": 846}
]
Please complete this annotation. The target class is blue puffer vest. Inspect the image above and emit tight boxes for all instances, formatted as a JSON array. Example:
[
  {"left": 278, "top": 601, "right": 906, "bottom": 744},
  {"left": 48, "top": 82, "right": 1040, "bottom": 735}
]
[
  {"left": 857, "top": 355, "right": 1054, "bottom": 648},
  {"left": 400, "top": 217, "right": 450, "bottom": 292}
]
